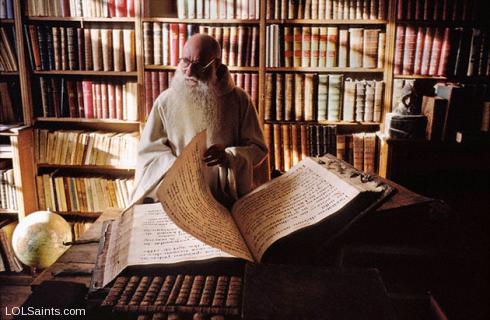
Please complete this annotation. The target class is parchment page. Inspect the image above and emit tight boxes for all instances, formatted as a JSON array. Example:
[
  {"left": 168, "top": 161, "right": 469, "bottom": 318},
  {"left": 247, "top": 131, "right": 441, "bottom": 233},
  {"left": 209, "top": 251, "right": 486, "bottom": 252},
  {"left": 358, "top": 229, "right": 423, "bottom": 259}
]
[
  {"left": 157, "top": 131, "right": 254, "bottom": 262},
  {"left": 102, "top": 203, "right": 233, "bottom": 286},
  {"left": 232, "top": 157, "right": 361, "bottom": 261},
  {"left": 103, "top": 207, "right": 134, "bottom": 287},
  {"left": 127, "top": 203, "right": 232, "bottom": 264}
]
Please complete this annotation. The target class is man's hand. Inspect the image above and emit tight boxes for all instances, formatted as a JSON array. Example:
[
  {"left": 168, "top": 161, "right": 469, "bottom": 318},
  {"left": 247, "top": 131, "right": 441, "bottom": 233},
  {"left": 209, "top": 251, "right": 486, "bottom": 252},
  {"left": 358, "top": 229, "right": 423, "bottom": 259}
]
[{"left": 203, "top": 144, "right": 228, "bottom": 167}]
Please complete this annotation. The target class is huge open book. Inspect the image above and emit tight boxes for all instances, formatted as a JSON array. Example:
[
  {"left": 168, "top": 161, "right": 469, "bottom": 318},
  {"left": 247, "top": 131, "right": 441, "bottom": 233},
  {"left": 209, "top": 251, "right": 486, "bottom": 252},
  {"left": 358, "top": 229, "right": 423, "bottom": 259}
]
[{"left": 94, "top": 131, "right": 393, "bottom": 288}]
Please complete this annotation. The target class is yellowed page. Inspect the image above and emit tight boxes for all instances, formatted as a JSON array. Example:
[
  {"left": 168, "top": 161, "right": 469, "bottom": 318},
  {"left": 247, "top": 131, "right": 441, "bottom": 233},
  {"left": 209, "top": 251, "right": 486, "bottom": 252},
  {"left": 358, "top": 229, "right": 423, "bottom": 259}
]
[
  {"left": 232, "top": 157, "right": 361, "bottom": 261},
  {"left": 157, "top": 131, "right": 254, "bottom": 262},
  {"left": 102, "top": 203, "right": 233, "bottom": 287}
]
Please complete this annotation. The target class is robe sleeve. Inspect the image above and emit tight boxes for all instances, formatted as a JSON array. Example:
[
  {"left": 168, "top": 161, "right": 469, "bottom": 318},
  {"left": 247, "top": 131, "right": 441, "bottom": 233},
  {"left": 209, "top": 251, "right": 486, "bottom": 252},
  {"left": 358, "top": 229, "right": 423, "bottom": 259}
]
[
  {"left": 130, "top": 98, "right": 177, "bottom": 204},
  {"left": 222, "top": 91, "right": 268, "bottom": 199}
]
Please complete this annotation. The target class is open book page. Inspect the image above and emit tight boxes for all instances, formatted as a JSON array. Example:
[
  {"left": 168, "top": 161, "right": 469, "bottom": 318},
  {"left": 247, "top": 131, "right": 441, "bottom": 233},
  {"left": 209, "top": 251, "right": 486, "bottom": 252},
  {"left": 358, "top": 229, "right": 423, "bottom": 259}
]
[
  {"left": 102, "top": 203, "right": 233, "bottom": 287},
  {"left": 232, "top": 157, "right": 361, "bottom": 262},
  {"left": 157, "top": 131, "right": 254, "bottom": 262}
]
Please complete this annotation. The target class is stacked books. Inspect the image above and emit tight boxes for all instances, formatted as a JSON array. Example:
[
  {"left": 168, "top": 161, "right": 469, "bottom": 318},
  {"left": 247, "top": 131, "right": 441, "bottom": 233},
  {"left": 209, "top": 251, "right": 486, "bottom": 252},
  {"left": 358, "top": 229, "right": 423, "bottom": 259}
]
[
  {"left": 0, "top": 221, "right": 23, "bottom": 273},
  {"left": 175, "top": 0, "right": 260, "bottom": 19},
  {"left": 35, "top": 129, "right": 139, "bottom": 168},
  {"left": 24, "top": 26, "right": 136, "bottom": 72},
  {"left": 144, "top": 71, "right": 259, "bottom": 117},
  {"left": 264, "top": 73, "right": 384, "bottom": 123},
  {"left": 35, "top": 78, "right": 138, "bottom": 120},
  {"left": 0, "top": 81, "right": 22, "bottom": 123},
  {"left": 0, "top": 169, "right": 16, "bottom": 211},
  {"left": 267, "top": 26, "right": 385, "bottom": 68},
  {"left": 336, "top": 132, "right": 378, "bottom": 174},
  {"left": 396, "top": 0, "right": 476, "bottom": 21},
  {"left": 25, "top": 0, "right": 136, "bottom": 17},
  {"left": 266, "top": 0, "right": 387, "bottom": 20},
  {"left": 143, "top": 23, "right": 259, "bottom": 67},
  {"left": 36, "top": 175, "right": 133, "bottom": 213},
  {"left": 0, "top": 27, "right": 18, "bottom": 71}
]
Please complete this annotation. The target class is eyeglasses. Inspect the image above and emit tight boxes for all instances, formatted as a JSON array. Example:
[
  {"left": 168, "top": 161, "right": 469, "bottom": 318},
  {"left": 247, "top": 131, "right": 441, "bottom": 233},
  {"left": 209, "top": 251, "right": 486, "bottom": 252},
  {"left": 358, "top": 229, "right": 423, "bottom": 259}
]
[{"left": 178, "top": 57, "right": 216, "bottom": 73}]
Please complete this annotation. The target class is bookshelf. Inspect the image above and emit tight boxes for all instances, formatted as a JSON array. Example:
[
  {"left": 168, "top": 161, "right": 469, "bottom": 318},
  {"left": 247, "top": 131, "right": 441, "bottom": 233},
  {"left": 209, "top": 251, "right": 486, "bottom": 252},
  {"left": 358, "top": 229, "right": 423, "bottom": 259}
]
[{"left": 0, "top": 0, "right": 488, "bottom": 221}]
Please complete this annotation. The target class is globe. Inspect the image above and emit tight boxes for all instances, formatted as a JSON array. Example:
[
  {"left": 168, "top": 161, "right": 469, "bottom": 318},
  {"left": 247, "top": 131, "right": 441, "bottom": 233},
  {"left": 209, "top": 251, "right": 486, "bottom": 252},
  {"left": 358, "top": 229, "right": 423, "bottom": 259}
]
[{"left": 12, "top": 211, "right": 72, "bottom": 269}]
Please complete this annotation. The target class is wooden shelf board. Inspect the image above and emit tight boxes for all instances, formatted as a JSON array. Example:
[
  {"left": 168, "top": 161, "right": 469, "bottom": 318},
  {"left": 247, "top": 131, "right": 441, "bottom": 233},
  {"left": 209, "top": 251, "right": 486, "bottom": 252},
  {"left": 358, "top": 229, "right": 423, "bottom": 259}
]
[
  {"left": 266, "top": 67, "right": 384, "bottom": 73},
  {"left": 27, "top": 16, "right": 136, "bottom": 22},
  {"left": 266, "top": 19, "right": 387, "bottom": 25},
  {"left": 0, "top": 19, "right": 15, "bottom": 24},
  {"left": 142, "top": 17, "right": 260, "bottom": 24},
  {"left": 35, "top": 117, "right": 140, "bottom": 125},
  {"left": 145, "top": 65, "right": 259, "bottom": 72},
  {"left": 396, "top": 20, "right": 487, "bottom": 27},
  {"left": 0, "top": 209, "right": 18, "bottom": 215},
  {"left": 0, "top": 152, "right": 13, "bottom": 159},
  {"left": 0, "top": 71, "right": 19, "bottom": 75},
  {"left": 57, "top": 211, "right": 101, "bottom": 219},
  {"left": 32, "top": 70, "right": 138, "bottom": 76},
  {"left": 394, "top": 74, "right": 447, "bottom": 80},
  {"left": 265, "top": 120, "right": 381, "bottom": 126},
  {"left": 37, "top": 163, "right": 135, "bottom": 172}
]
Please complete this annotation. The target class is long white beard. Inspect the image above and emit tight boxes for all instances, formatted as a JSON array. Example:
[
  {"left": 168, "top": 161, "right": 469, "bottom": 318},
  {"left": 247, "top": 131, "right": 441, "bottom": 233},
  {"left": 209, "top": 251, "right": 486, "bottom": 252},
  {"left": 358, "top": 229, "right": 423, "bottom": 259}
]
[{"left": 167, "top": 69, "right": 221, "bottom": 143}]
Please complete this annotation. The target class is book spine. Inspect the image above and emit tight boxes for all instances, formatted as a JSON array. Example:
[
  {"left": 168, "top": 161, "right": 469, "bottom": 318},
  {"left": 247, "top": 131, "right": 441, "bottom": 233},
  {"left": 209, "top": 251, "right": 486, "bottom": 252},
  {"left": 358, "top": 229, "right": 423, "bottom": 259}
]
[
  {"left": 326, "top": 27, "right": 338, "bottom": 68},
  {"left": 317, "top": 74, "right": 328, "bottom": 121},
  {"left": 349, "top": 28, "right": 363, "bottom": 68},
  {"left": 294, "top": 73, "right": 304, "bottom": 121},
  {"left": 328, "top": 74, "right": 343, "bottom": 121},
  {"left": 402, "top": 25, "right": 416, "bottom": 74},
  {"left": 343, "top": 78, "right": 356, "bottom": 122},
  {"left": 275, "top": 73, "right": 284, "bottom": 121},
  {"left": 355, "top": 80, "right": 365, "bottom": 121},
  {"left": 282, "top": 124, "right": 292, "bottom": 171},
  {"left": 420, "top": 27, "right": 434, "bottom": 75},
  {"left": 363, "top": 29, "right": 379, "bottom": 68},
  {"left": 393, "top": 25, "right": 405, "bottom": 74},
  {"left": 304, "top": 73, "right": 315, "bottom": 121}
]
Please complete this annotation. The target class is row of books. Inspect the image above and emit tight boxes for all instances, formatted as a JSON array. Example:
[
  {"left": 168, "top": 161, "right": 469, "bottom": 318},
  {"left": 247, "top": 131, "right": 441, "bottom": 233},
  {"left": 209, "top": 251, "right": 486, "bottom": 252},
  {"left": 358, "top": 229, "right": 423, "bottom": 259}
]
[
  {"left": 71, "top": 221, "right": 93, "bottom": 241},
  {"left": 0, "top": 169, "right": 16, "bottom": 211},
  {"left": 264, "top": 123, "right": 378, "bottom": 174},
  {"left": 143, "top": 23, "right": 259, "bottom": 67},
  {"left": 264, "top": 123, "right": 338, "bottom": 172},
  {"left": 266, "top": 0, "right": 387, "bottom": 20},
  {"left": 0, "top": 220, "right": 22, "bottom": 273},
  {"left": 176, "top": 0, "right": 260, "bottom": 20},
  {"left": 0, "top": 0, "right": 13, "bottom": 19},
  {"left": 266, "top": 26, "right": 385, "bottom": 69},
  {"left": 25, "top": 0, "right": 136, "bottom": 18},
  {"left": 394, "top": 26, "right": 490, "bottom": 77},
  {"left": 34, "top": 78, "right": 138, "bottom": 120},
  {"left": 36, "top": 175, "right": 134, "bottom": 213},
  {"left": 25, "top": 25, "right": 136, "bottom": 72},
  {"left": 265, "top": 73, "right": 384, "bottom": 122},
  {"left": 0, "top": 27, "right": 17, "bottom": 71},
  {"left": 144, "top": 71, "right": 259, "bottom": 116},
  {"left": 0, "top": 82, "right": 22, "bottom": 123},
  {"left": 35, "top": 129, "right": 139, "bottom": 167},
  {"left": 396, "top": 0, "right": 478, "bottom": 21}
]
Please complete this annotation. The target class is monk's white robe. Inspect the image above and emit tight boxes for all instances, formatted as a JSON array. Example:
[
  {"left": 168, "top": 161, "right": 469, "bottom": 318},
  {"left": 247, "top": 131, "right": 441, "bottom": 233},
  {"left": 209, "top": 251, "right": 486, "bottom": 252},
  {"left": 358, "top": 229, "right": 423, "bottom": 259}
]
[{"left": 130, "top": 66, "right": 267, "bottom": 205}]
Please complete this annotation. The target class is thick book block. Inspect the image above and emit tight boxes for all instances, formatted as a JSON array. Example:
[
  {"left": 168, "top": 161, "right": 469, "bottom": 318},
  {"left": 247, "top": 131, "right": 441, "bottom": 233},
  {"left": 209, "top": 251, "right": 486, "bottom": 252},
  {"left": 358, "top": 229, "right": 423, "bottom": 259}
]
[
  {"left": 349, "top": 28, "right": 363, "bottom": 68},
  {"left": 402, "top": 25, "right": 416, "bottom": 74},
  {"left": 326, "top": 27, "right": 338, "bottom": 68},
  {"left": 422, "top": 96, "right": 448, "bottom": 141}
]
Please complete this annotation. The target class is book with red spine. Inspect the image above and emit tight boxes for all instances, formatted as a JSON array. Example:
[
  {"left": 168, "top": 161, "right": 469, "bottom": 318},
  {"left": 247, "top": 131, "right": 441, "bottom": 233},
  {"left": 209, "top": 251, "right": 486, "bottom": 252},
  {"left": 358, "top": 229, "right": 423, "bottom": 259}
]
[
  {"left": 151, "top": 71, "right": 160, "bottom": 105},
  {"left": 94, "top": 82, "right": 102, "bottom": 119},
  {"left": 107, "top": 0, "right": 116, "bottom": 17},
  {"left": 116, "top": 0, "right": 127, "bottom": 17},
  {"left": 402, "top": 25, "right": 416, "bottom": 74},
  {"left": 178, "top": 23, "right": 186, "bottom": 63},
  {"left": 413, "top": 27, "right": 425, "bottom": 74},
  {"left": 429, "top": 28, "right": 443, "bottom": 75},
  {"left": 115, "top": 83, "right": 123, "bottom": 120},
  {"left": 420, "top": 27, "right": 434, "bottom": 75},
  {"left": 82, "top": 80, "right": 94, "bottom": 119},
  {"left": 170, "top": 24, "right": 179, "bottom": 66},
  {"left": 393, "top": 25, "right": 405, "bottom": 74},
  {"left": 127, "top": 0, "right": 135, "bottom": 17},
  {"left": 108, "top": 82, "right": 116, "bottom": 119},
  {"left": 144, "top": 71, "right": 152, "bottom": 116},
  {"left": 159, "top": 71, "right": 168, "bottom": 93},
  {"left": 76, "top": 28, "right": 85, "bottom": 71},
  {"left": 437, "top": 28, "right": 451, "bottom": 76},
  {"left": 237, "top": 26, "right": 246, "bottom": 67}
]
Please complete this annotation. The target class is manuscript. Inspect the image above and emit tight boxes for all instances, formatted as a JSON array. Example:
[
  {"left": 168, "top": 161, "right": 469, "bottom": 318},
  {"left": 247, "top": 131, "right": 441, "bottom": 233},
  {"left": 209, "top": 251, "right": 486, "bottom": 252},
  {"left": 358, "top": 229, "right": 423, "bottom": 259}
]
[{"left": 98, "top": 131, "right": 392, "bottom": 287}]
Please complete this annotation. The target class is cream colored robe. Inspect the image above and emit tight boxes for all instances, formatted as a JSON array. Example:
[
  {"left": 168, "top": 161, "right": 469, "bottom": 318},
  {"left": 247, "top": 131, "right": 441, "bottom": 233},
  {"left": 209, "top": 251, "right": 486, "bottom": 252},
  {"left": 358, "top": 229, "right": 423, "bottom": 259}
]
[{"left": 130, "top": 66, "right": 267, "bottom": 205}]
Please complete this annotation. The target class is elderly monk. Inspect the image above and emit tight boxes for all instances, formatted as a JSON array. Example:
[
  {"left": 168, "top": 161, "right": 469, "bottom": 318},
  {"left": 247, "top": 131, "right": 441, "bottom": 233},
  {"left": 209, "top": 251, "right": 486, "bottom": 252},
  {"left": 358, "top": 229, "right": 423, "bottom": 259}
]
[{"left": 130, "top": 34, "right": 267, "bottom": 206}]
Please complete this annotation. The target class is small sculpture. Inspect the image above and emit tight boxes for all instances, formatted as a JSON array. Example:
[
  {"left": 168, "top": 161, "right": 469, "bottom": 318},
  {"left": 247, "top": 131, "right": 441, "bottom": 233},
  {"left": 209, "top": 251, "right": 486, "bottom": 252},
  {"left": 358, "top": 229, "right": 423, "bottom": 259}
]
[{"left": 394, "top": 83, "right": 418, "bottom": 115}]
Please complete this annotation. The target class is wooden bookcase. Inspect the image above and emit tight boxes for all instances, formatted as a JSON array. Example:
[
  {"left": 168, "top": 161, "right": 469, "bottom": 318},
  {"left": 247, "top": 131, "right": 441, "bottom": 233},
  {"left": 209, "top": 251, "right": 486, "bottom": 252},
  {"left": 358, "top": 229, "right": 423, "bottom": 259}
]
[{"left": 1, "top": 0, "right": 488, "bottom": 221}]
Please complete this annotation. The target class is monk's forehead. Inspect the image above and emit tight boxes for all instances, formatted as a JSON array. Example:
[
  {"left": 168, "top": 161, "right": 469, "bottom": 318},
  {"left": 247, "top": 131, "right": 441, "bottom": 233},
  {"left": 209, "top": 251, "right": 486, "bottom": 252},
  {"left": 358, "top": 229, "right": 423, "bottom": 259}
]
[{"left": 183, "top": 37, "right": 215, "bottom": 62}]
